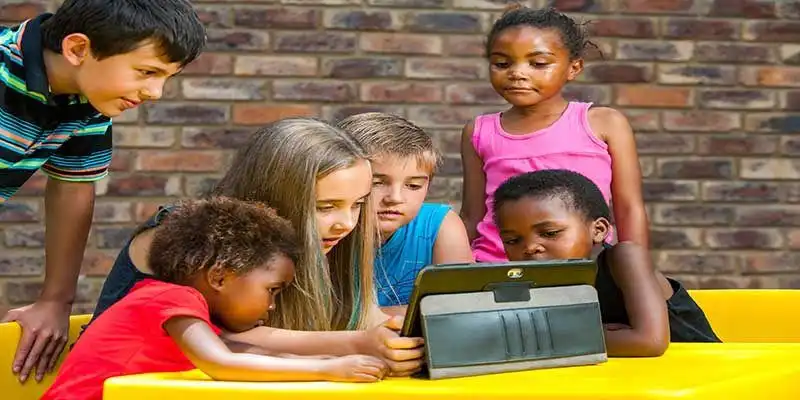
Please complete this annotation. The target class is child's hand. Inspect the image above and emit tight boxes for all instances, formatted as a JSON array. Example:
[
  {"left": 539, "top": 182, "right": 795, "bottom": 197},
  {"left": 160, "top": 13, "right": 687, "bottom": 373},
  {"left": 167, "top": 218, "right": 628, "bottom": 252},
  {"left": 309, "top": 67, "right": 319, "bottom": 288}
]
[
  {"left": 357, "top": 316, "right": 425, "bottom": 377},
  {"left": 322, "top": 355, "right": 388, "bottom": 382}
]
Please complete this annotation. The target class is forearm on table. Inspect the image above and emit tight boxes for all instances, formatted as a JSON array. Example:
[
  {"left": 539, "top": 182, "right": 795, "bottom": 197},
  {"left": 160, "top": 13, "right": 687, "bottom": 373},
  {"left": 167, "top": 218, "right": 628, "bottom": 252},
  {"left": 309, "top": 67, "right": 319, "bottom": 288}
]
[{"left": 222, "top": 326, "right": 362, "bottom": 357}]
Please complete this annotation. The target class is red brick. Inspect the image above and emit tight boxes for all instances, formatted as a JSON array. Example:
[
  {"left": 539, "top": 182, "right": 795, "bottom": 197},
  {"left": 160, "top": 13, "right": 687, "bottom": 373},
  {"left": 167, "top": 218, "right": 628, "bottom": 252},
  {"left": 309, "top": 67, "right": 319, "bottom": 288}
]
[
  {"left": 232, "top": 104, "right": 317, "bottom": 125},
  {"left": 642, "top": 181, "right": 699, "bottom": 201},
  {"left": 106, "top": 175, "right": 182, "bottom": 197},
  {"left": 184, "top": 176, "right": 221, "bottom": 198},
  {"left": 782, "top": 91, "right": 800, "bottom": 110},
  {"left": 740, "top": 67, "right": 800, "bottom": 87},
  {"left": 235, "top": 56, "right": 318, "bottom": 76},
  {"left": 194, "top": 5, "right": 231, "bottom": 29},
  {"left": 706, "top": 229, "right": 783, "bottom": 250},
  {"left": 93, "top": 202, "right": 132, "bottom": 223},
  {"left": 274, "top": 32, "right": 356, "bottom": 53},
  {"left": 445, "top": 35, "right": 485, "bottom": 56},
  {"left": 0, "top": 2, "right": 46, "bottom": 21},
  {"left": 653, "top": 204, "right": 735, "bottom": 226},
  {"left": 782, "top": 136, "right": 800, "bottom": 156},
  {"left": 369, "top": 0, "right": 445, "bottom": 7},
  {"left": 145, "top": 103, "right": 229, "bottom": 124},
  {"left": 134, "top": 202, "right": 164, "bottom": 223},
  {"left": 622, "top": 110, "right": 660, "bottom": 131},
  {"left": 584, "top": 64, "right": 653, "bottom": 83},
  {"left": 639, "top": 157, "right": 655, "bottom": 178},
  {"left": 81, "top": 251, "right": 116, "bottom": 277},
  {"left": 698, "top": 135, "right": 778, "bottom": 155},
  {"left": 109, "top": 150, "right": 132, "bottom": 172},
  {"left": 360, "top": 33, "right": 442, "bottom": 55},
  {"left": 322, "top": 106, "right": 406, "bottom": 123},
  {"left": 658, "top": 158, "right": 734, "bottom": 179},
  {"left": 655, "top": 252, "right": 738, "bottom": 274},
  {"left": 548, "top": 0, "right": 616, "bottom": 12},
  {"left": 744, "top": 21, "right": 800, "bottom": 42},
  {"left": 6, "top": 281, "right": 97, "bottom": 304},
  {"left": 453, "top": 0, "right": 524, "bottom": 10},
  {"left": 616, "top": 40, "right": 693, "bottom": 61},
  {"left": 694, "top": 43, "right": 775, "bottom": 64},
  {"left": 272, "top": 81, "right": 355, "bottom": 102},
  {"left": 135, "top": 151, "right": 226, "bottom": 172},
  {"left": 619, "top": 0, "right": 701, "bottom": 14},
  {"left": 182, "top": 53, "right": 233, "bottom": 75},
  {"left": 321, "top": 58, "right": 401, "bottom": 78},
  {"left": 709, "top": 0, "right": 776, "bottom": 18},
  {"left": 736, "top": 206, "right": 800, "bottom": 227},
  {"left": 741, "top": 253, "right": 800, "bottom": 274},
  {"left": 616, "top": 86, "right": 692, "bottom": 107},
  {"left": 445, "top": 83, "right": 505, "bottom": 104},
  {"left": 206, "top": 29, "right": 271, "bottom": 51},
  {"left": 662, "top": 19, "right": 739, "bottom": 40},
  {"left": 650, "top": 228, "right": 702, "bottom": 249},
  {"left": 324, "top": 10, "right": 399, "bottom": 30},
  {"left": 234, "top": 7, "right": 319, "bottom": 29},
  {"left": 407, "top": 106, "right": 490, "bottom": 127},
  {"left": 405, "top": 58, "right": 484, "bottom": 79},
  {"left": 777, "top": 1, "right": 800, "bottom": 18},
  {"left": 405, "top": 12, "right": 483, "bottom": 33},
  {"left": 589, "top": 18, "right": 656, "bottom": 38},
  {"left": 182, "top": 127, "right": 254, "bottom": 149},
  {"left": 95, "top": 226, "right": 137, "bottom": 249},
  {"left": 636, "top": 134, "right": 695, "bottom": 154},
  {"left": 662, "top": 110, "right": 741, "bottom": 131},
  {"left": 361, "top": 82, "right": 442, "bottom": 103},
  {"left": 702, "top": 182, "right": 782, "bottom": 202}
]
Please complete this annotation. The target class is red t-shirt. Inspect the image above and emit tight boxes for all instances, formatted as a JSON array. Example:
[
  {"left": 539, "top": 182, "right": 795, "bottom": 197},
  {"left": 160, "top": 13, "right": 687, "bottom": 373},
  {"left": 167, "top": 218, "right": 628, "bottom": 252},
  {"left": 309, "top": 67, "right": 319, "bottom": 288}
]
[{"left": 42, "top": 279, "right": 222, "bottom": 400}]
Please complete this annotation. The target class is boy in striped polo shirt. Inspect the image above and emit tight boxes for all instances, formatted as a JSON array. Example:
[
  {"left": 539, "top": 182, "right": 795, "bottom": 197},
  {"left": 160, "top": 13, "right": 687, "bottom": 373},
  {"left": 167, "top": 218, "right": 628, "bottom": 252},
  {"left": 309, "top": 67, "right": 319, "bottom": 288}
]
[{"left": 0, "top": 0, "right": 205, "bottom": 383}]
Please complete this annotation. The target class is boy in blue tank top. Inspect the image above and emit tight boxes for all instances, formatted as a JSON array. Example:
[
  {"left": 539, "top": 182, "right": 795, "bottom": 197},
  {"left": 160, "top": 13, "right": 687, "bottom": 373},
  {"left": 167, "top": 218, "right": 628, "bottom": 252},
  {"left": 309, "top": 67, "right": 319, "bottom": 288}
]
[{"left": 338, "top": 113, "right": 474, "bottom": 315}]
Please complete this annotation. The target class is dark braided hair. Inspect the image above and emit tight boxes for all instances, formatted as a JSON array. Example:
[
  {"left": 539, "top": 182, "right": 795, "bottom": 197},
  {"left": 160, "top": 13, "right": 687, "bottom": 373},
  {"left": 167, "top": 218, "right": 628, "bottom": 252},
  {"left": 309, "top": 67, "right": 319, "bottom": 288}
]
[
  {"left": 486, "top": 6, "right": 597, "bottom": 60},
  {"left": 492, "top": 169, "right": 611, "bottom": 225}
]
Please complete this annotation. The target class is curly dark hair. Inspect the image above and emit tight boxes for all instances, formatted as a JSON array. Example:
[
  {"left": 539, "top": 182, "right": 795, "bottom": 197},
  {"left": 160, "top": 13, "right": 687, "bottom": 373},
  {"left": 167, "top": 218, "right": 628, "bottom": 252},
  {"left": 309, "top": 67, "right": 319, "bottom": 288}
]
[
  {"left": 493, "top": 169, "right": 611, "bottom": 224},
  {"left": 148, "top": 197, "right": 300, "bottom": 284},
  {"left": 486, "top": 6, "right": 596, "bottom": 60}
]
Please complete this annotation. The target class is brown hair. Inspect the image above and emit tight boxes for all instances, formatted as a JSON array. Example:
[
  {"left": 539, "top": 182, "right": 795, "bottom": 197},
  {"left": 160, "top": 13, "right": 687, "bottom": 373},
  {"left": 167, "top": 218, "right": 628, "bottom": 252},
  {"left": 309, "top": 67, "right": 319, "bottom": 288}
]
[
  {"left": 337, "top": 112, "right": 442, "bottom": 176},
  {"left": 149, "top": 197, "right": 300, "bottom": 284},
  {"left": 210, "top": 117, "right": 377, "bottom": 331}
]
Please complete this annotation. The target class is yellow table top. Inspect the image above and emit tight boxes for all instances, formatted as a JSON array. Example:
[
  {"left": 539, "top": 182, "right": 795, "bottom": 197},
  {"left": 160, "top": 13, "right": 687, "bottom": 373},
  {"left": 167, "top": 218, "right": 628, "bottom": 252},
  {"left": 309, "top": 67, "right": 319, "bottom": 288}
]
[{"left": 104, "top": 343, "right": 800, "bottom": 400}]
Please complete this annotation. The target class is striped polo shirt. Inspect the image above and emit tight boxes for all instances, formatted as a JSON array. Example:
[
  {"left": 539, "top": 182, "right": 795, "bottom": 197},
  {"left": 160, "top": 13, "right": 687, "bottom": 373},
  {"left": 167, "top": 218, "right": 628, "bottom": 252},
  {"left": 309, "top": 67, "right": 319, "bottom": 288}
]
[{"left": 0, "top": 13, "right": 112, "bottom": 204}]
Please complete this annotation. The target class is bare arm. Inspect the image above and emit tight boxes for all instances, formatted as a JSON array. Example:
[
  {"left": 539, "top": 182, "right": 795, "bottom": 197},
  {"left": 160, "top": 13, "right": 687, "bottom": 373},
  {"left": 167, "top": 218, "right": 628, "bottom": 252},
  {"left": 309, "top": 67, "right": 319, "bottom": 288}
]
[
  {"left": 432, "top": 210, "right": 475, "bottom": 264},
  {"left": 459, "top": 121, "right": 487, "bottom": 243},
  {"left": 603, "top": 242, "right": 669, "bottom": 357},
  {"left": 588, "top": 107, "right": 650, "bottom": 248},
  {"left": 165, "top": 317, "right": 386, "bottom": 382}
]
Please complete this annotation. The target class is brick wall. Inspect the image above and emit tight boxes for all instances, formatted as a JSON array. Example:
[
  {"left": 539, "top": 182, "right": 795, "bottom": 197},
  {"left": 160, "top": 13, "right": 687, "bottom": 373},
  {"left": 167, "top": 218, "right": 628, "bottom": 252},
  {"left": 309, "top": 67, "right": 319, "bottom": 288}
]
[{"left": 1, "top": 0, "right": 800, "bottom": 314}]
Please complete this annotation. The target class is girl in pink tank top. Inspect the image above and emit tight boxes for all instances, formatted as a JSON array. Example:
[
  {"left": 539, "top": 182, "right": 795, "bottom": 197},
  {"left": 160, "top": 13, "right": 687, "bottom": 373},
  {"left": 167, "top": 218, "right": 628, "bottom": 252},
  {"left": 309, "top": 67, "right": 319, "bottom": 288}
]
[{"left": 460, "top": 6, "right": 650, "bottom": 262}]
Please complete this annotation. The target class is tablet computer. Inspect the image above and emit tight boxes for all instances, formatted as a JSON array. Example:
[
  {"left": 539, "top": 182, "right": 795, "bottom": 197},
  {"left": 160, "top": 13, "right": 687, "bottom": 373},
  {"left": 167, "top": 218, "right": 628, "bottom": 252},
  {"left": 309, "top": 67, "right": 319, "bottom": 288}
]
[{"left": 400, "top": 258, "right": 598, "bottom": 338}]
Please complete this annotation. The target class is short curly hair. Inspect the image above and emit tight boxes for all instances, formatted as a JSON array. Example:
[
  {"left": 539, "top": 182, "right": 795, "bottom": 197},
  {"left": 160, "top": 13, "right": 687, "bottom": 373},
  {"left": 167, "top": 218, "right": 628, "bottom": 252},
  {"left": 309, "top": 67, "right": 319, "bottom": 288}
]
[
  {"left": 493, "top": 169, "right": 610, "bottom": 224},
  {"left": 148, "top": 197, "right": 300, "bottom": 284}
]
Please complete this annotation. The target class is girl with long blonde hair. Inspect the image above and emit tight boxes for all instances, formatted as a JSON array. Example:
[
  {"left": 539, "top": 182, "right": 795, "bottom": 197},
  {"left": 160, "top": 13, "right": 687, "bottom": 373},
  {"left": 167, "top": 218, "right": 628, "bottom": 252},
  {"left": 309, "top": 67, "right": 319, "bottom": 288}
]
[{"left": 88, "top": 117, "right": 423, "bottom": 375}]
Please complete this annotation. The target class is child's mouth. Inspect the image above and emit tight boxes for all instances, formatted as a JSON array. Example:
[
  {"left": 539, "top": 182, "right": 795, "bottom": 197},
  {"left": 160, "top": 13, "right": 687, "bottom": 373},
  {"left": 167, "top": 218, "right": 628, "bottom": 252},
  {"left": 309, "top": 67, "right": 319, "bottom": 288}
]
[{"left": 378, "top": 210, "right": 403, "bottom": 219}]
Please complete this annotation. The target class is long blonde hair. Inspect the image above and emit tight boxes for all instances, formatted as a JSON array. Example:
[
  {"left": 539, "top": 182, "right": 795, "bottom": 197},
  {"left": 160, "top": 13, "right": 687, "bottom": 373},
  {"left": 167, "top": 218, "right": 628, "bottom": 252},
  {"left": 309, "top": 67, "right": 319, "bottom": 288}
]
[{"left": 211, "top": 117, "right": 377, "bottom": 331}]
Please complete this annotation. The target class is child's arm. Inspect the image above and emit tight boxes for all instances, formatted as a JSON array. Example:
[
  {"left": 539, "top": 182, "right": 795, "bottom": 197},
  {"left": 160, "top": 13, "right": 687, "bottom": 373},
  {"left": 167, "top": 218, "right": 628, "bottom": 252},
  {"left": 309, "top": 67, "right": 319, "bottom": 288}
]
[
  {"left": 2, "top": 179, "right": 95, "bottom": 382},
  {"left": 433, "top": 210, "right": 475, "bottom": 264},
  {"left": 587, "top": 108, "right": 650, "bottom": 248},
  {"left": 222, "top": 315, "right": 424, "bottom": 377},
  {"left": 459, "top": 121, "right": 486, "bottom": 243},
  {"left": 603, "top": 242, "right": 670, "bottom": 357},
  {"left": 165, "top": 316, "right": 387, "bottom": 382}
]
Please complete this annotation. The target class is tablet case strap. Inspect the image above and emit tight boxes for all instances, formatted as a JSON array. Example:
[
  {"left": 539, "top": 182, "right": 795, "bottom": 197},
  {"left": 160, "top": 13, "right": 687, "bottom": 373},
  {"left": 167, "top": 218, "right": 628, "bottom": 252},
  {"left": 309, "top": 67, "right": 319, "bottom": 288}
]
[{"left": 420, "top": 285, "right": 607, "bottom": 379}]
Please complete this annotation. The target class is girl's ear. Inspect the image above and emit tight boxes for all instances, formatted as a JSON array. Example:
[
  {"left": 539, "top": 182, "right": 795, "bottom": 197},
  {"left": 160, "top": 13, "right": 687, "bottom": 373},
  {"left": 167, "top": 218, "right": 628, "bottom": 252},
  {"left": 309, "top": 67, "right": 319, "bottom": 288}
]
[
  {"left": 567, "top": 58, "right": 584, "bottom": 82},
  {"left": 205, "top": 263, "right": 229, "bottom": 292},
  {"left": 591, "top": 217, "right": 611, "bottom": 245}
]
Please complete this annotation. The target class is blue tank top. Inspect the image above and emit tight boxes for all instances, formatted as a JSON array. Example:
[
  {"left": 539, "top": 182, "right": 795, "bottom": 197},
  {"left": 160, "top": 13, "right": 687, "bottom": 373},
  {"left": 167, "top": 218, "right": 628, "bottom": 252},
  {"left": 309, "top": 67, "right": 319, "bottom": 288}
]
[{"left": 374, "top": 203, "right": 450, "bottom": 306}]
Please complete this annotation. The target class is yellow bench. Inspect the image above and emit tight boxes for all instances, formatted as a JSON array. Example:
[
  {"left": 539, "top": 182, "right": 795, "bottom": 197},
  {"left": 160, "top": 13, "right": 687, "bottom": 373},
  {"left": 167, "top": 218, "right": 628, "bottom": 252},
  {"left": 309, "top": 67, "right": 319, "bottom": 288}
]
[
  {"left": 688, "top": 289, "right": 800, "bottom": 343},
  {"left": 1, "top": 314, "right": 90, "bottom": 400}
]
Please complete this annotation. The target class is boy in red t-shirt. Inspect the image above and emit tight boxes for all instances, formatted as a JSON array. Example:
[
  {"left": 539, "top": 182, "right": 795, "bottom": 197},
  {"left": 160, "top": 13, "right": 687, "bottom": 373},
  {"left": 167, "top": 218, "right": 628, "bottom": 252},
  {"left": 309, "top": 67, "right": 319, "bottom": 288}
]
[{"left": 43, "top": 197, "right": 388, "bottom": 400}]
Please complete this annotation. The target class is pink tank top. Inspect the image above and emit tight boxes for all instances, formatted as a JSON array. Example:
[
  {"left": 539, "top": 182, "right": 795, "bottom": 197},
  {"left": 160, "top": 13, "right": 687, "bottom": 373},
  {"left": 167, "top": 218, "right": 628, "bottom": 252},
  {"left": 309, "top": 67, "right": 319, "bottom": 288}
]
[{"left": 471, "top": 101, "right": 613, "bottom": 262}]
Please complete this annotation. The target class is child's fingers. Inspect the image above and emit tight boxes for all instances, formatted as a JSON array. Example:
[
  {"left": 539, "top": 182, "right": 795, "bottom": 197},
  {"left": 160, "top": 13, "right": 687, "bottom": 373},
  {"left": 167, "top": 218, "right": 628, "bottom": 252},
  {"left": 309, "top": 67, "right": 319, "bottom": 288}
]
[
  {"left": 387, "top": 359, "right": 424, "bottom": 376},
  {"left": 382, "top": 315, "right": 404, "bottom": 331},
  {"left": 382, "top": 345, "right": 424, "bottom": 362},
  {"left": 384, "top": 336, "right": 424, "bottom": 350}
]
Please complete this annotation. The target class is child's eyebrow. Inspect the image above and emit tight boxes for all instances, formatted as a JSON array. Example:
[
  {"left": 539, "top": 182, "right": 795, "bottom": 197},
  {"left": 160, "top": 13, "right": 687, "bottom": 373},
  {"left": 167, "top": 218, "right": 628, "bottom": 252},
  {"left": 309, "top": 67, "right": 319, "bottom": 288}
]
[{"left": 317, "top": 192, "right": 371, "bottom": 203}]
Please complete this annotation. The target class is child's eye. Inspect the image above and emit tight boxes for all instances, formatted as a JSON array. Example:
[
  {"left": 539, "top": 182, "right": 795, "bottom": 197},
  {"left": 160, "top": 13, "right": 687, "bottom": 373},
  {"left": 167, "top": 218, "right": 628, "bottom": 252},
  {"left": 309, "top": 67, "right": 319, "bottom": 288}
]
[
  {"left": 532, "top": 62, "right": 549, "bottom": 67},
  {"left": 541, "top": 230, "right": 562, "bottom": 238},
  {"left": 138, "top": 69, "right": 156, "bottom": 76},
  {"left": 493, "top": 62, "right": 510, "bottom": 69},
  {"left": 372, "top": 180, "right": 384, "bottom": 186},
  {"left": 316, "top": 204, "right": 334, "bottom": 212},
  {"left": 406, "top": 184, "right": 423, "bottom": 190},
  {"left": 501, "top": 237, "right": 520, "bottom": 245}
]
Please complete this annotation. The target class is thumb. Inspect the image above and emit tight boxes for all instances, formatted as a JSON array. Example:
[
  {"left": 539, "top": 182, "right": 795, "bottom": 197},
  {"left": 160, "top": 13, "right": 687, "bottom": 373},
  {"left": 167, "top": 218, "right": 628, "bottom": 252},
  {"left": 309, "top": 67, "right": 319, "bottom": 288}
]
[
  {"left": 1, "top": 310, "right": 19, "bottom": 323},
  {"left": 383, "top": 315, "right": 404, "bottom": 331}
]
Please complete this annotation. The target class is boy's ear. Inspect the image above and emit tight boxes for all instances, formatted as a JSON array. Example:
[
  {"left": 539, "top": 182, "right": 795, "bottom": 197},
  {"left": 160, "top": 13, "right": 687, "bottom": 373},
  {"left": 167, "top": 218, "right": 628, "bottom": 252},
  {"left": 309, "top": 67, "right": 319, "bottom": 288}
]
[
  {"left": 567, "top": 58, "right": 584, "bottom": 82},
  {"left": 205, "top": 264, "right": 229, "bottom": 292},
  {"left": 61, "top": 33, "right": 92, "bottom": 66},
  {"left": 591, "top": 217, "right": 611, "bottom": 244}
]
